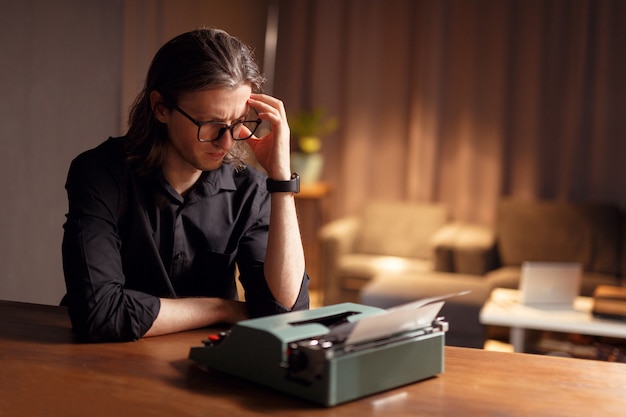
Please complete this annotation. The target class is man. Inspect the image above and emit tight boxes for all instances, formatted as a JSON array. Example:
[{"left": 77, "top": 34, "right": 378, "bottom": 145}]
[{"left": 62, "top": 28, "right": 309, "bottom": 342}]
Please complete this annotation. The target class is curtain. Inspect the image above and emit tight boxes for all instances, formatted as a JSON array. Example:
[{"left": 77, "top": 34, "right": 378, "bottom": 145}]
[{"left": 273, "top": 0, "right": 626, "bottom": 224}]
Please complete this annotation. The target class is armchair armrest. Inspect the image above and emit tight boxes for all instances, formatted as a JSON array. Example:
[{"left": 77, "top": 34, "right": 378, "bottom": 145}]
[
  {"left": 431, "top": 223, "right": 461, "bottom": 272},
  {"left": 432, "top": 222, "right": 498, "bottom": 275},
  {"left": 454, "top": 223, "right": 497, "bottom": 275},
  {"left": 319, "top": 216, "right": 360, "bottom": 304},
  {"left": 319, "top": 216, "right": 360, "bottom": 255}
]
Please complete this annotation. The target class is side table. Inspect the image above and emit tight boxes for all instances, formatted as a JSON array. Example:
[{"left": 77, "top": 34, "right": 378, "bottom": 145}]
[
  {"left": 295, "top": 181, "right": 331, "bottom": 299},
  {"left": 479, "top": 288, "right": 626, "bottom": 352}
]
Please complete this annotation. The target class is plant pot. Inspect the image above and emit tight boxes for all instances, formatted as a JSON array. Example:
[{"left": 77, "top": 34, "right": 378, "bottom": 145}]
[{"left": 290, "top": 152, "right": 324, "bottom": 184}]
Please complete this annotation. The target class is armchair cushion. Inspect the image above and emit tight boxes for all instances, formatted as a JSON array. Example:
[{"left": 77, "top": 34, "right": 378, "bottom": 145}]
[
  {"left": 354, "top": 201, "right": 448, "bottom": 259},
  {"left": 338, "top": 254, "right": 432, "bottom": 290}
]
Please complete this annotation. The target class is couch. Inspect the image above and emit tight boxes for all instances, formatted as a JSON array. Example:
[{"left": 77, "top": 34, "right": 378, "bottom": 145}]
[{"left": 323, "top": 199, "right": 625, "bottom": 348}]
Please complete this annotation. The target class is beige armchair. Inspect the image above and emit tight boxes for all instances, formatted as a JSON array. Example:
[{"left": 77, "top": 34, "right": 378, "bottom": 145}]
[
  {"left": 440, "top": 199, "right": 625, "bottom": 296},
  {"left": 319, "top": 201, "right": 451, "bottom": 305}
]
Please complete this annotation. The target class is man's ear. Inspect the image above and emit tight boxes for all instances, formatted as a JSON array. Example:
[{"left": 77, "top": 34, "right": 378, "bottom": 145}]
[{"left": 150, "top": 90, "right": 169, "bottom": 123}]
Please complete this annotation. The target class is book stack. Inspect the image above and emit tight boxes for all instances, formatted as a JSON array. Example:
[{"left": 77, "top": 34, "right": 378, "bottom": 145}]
[{"left": 592, "top": 285, "right": 626, "bottom": 321}]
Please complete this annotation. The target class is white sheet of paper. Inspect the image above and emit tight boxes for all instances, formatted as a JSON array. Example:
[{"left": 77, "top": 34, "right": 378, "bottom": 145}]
[
  {"left": 386, "top": 290, "right": 470, "bottom": 312},
  {"left": 344, "top": 301, "right": 445, "bottom": 346}
]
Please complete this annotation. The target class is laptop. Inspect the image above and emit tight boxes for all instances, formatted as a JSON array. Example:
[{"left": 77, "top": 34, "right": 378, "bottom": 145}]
[{"left": 519, "top": 262, "right": 582, "bottom": 306}]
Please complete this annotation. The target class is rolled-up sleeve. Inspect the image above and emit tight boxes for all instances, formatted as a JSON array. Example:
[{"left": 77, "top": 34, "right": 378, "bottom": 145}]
[
  {"left": 243, "top": 271, "right": 310, "bottom": 318},
  {"left": 62, "top": 150, "right": 159, "bottom": 342}
]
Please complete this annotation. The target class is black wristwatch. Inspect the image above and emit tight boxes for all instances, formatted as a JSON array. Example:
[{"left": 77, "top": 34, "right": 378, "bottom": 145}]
[{"left": 266, "top": 173, "right": 300, "bottom": 194}]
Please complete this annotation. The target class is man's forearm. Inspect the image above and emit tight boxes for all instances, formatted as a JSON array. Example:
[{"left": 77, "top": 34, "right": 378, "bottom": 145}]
[
  {"left": 264, "top": 193, "right": 306, "bottom": 308},
  {"left": 144, "top": 297, "right": 248, "bottom": 337}
]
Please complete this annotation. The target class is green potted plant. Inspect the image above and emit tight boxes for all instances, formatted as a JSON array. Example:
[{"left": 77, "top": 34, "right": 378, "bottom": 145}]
[{"left": 289, "top": 107, "right": 338, "bottom": 183}]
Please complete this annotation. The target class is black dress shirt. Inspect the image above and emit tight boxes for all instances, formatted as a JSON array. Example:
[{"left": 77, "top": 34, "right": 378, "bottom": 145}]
[{"left": 62, "top": 137, "right": 309, "bottom": 342}]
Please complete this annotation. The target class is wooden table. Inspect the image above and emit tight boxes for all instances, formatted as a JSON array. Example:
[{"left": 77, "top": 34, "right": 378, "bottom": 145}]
[
  {"left": 480, "top": 288, "right": 626, "bottom": 352},
  {"left": 2, "top": 300, "right": 625, "bottom": 416}
]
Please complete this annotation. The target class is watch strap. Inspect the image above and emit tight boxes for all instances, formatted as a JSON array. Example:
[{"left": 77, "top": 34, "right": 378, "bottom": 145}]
[{"left": 266, "top": 173, "right": 300, "bottom": 194}]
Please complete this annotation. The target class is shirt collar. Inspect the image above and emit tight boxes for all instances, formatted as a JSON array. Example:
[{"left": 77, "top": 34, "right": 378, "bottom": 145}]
[
  {"left": 157, "top": 164, "right": 238, "bottom": 204},
  {"left": 195, "top": 165, "right": 237, "bottom": 198}
]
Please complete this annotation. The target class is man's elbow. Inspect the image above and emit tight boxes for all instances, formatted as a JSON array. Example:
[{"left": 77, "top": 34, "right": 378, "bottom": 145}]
[{"left": 66, "top": 298, "right": 154, "bottom": 343}]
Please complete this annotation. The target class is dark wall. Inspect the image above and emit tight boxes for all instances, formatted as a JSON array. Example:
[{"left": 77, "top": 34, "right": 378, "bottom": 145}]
[{"left": 0, "top": 0, "right": 124, "bottom": 304}]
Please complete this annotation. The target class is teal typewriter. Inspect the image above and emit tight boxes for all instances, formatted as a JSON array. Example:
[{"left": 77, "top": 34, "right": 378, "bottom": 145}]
[{"left": 189, "top": 297, "right": 452, "bottom": 406}]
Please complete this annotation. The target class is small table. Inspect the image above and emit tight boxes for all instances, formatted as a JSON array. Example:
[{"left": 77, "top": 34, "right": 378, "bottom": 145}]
[{"left": 480, "top": 288, "right": 626, "bottom": 352}]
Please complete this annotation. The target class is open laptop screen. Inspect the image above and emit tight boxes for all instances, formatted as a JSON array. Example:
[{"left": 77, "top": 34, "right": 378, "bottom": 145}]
[{"left": 519, "top": 262, "right": 582, "bottom": 306}]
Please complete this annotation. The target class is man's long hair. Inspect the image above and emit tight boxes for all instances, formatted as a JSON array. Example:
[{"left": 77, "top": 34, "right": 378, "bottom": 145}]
[{"left": 125, "top": 28, "right": 265, "bottom": 174}]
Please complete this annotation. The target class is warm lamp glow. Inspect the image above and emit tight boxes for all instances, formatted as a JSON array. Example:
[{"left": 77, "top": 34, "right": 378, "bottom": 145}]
[{"left": 372, "top": 257, "right": 413, "bottom": 273}]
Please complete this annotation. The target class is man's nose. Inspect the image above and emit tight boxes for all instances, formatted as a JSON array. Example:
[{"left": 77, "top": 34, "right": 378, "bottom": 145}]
[{"left": 213, "top": 128, "right": 234, "bottom": 148}]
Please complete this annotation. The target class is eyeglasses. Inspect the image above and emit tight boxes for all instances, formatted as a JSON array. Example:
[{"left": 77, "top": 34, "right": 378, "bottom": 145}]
[{"left": 171, "top": 103, "right": 261, "bottom": 142}]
